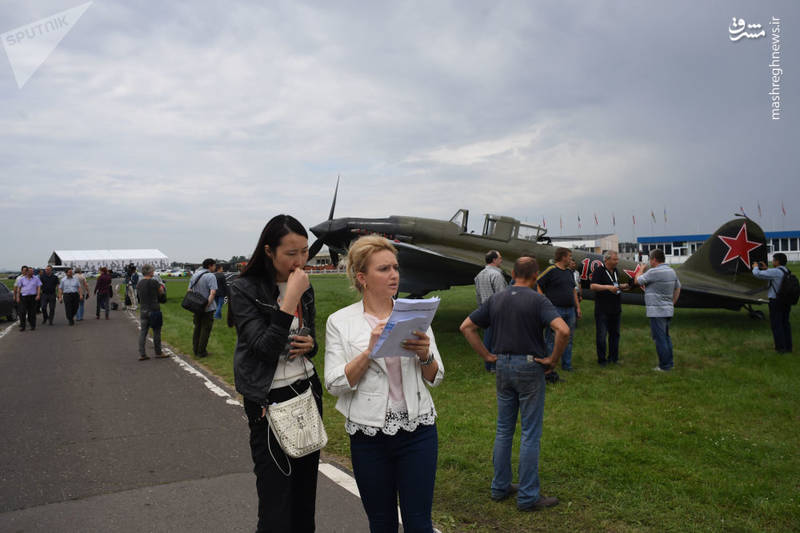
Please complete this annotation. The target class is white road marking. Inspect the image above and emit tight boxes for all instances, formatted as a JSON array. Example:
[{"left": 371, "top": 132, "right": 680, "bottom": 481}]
[
  {"left": 318, "top": 462, "right": 361, "bottom": 499},
  {"left": 0, "top": 323, "right": 15, "bottom": 340},
  {"left": 126, "top": 309, "right": 370, "bottom": 503}
]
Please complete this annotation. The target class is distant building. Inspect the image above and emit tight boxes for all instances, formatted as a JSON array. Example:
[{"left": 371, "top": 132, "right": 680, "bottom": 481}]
[
  {"left": 618, "top": 242, "right": 638, "bottom": 262},
  {"left": 48, "top": 249, "right": 169, "bottom": 271},
  {"left": 637, "top": 230, "right": 800, "bottom": 264},
  {"left": 550, "top": 234, "right": 619, "bottom": 256}
]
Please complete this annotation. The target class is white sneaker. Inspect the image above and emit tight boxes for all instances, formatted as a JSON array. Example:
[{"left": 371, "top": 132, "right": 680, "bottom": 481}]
[{"left": 652, "top": 366, "right": 665, "bottom": 372}]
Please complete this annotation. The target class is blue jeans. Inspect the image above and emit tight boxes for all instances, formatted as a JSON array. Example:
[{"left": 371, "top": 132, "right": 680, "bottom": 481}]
[
  {"left": 492, "top": 354, "right": 546, "bottom": 508},
  {"left": 595, "top": 311, "right": 621, "bottom": 364},
  {"left": 350, "top": 424, "right": 438, "bottom": 533},
  {"left": 76, "top": 298, "right": 85, "bottom": 320},
  {"left": 483, "top": 326, "right": 495, "bottom": 371},
  {"left": 545, "top": 306, "right": 575, "bottom": 370},
  {"left": 649, "top": 317, "right": 674, "bottom": 370},
  {"left": 214, "top": 295, "right": 225, "bottom": 319}
]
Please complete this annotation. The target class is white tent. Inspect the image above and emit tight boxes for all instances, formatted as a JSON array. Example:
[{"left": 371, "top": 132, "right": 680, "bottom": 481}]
[{"left": 48, "top": 249, "right": 169, "bottom": 271}]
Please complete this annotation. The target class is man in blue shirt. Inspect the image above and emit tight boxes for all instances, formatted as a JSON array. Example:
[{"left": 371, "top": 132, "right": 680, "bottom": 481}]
[
  {"left": 752, "top": 253, "right": 792, "bottom": 353},
  {"left": 58, "top": 268, "right": 84, "bottom": 326},
  {"left": 460, "top": 256, "right": 569, "bottom": 512},
  {"left": 188, "top": 258, "right": 218, "bottom": 358}
]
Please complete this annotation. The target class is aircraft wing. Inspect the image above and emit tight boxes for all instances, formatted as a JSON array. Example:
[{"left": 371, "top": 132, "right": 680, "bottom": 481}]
[{"left": 393, "top": 241, "right": 484, "bottom": 296}]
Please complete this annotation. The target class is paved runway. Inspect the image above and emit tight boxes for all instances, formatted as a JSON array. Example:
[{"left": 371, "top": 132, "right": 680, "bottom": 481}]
[{"left": 0, "top": 296, "right": 369, "bottom": 532}]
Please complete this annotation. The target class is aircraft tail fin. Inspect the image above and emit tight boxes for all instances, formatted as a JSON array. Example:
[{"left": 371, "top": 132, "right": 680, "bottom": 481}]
[
  {"left": 680, "top": 218, "right": 767, "bottom": 285},
  {"left": 681, "top": 217, "right": 768, "bottom": 276}
]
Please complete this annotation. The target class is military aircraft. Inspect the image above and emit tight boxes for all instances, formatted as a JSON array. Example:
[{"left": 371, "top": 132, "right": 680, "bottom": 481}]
[{"left": 308, "top": 185, "right": 771, "bottom": 317}]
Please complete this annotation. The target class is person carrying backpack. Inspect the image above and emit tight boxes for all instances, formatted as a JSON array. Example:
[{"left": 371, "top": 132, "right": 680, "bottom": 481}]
[{"left": 753, "top": 253, "right": 795, "bottom": 353}]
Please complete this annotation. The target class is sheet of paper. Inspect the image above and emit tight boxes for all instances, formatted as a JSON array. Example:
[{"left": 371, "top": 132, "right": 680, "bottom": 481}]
[{"left": 369, "top": 297, "right": 441, "bottom": 358}]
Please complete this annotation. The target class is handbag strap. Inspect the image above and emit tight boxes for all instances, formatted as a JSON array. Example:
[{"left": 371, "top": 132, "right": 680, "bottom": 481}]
[{"left": 188, "top": 271, "right": 209, "bottom": 291}]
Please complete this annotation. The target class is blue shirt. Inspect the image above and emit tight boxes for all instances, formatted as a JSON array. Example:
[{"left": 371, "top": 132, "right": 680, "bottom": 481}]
[
  {"left": 469, "top": 285, "right": 560, "bottom": 356},
  {"left": 59, "top": 277, "right": 81, "bottom": 294},
  {"left": 752, "top": 265, "right": 787, "bottom": 299},
  {"left": 188, "top": 269, "right": 219, "bottom": 312}
]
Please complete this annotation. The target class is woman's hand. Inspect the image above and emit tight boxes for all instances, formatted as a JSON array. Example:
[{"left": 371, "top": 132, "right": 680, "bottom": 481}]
[
  {"left": 288, "top": 334, "right": 314, "bottom": 359},
  {"left": 345, "top": 322, "right": 386, "bottom": 388},
  {"left": 367, "top": 321, "right": 387, "bottom": 353},
  {"left": 403, "top": 330, "right": 431, "bottom": 361},
  {"left": 280, "top": 268, "right": 310, "bottom": 315}
]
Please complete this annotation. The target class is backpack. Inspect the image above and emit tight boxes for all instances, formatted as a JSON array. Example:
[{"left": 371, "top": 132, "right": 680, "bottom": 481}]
[{"left": 775, "top": 267, "right": 800, "bottom": 306}]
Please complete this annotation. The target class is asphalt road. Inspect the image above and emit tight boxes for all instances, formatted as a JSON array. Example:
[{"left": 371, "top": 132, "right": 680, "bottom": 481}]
[{"left": 0, "top": 292, "right": 369, "bottom": 532}]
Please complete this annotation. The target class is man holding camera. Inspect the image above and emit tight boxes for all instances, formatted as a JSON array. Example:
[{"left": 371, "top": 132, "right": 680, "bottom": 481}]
[{"left": 752, "top": 253, "right": 793, "bottom": 353}]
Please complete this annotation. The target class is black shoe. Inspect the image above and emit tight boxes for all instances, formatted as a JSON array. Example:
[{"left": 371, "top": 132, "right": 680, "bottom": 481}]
[
  {"left": 545, "top": 371, "right": 561, "bottom": 384},
  {"left": 518, "top": 495, "right": 559, "bottom": 511},
  {"left": 49, "top": 321, "right": 53, "bottom": 325},
  {"left": 491, "top": 483, "right": 519, "bottom": 502},
  {"left": 138, "top": 355, "right": 150, "bottom": 361},
  {"left": 30, "top": 327, "right": 36, "bottom": 331}
]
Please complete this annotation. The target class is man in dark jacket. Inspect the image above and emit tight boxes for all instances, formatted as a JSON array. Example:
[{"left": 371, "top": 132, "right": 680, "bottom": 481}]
[{"left": 39, "top": 265, "right": 59, "bottom": 325}]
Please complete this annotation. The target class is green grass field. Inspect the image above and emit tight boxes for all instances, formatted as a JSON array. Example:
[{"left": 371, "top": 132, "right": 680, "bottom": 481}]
[{"left": 3, "top": 274, "right": 799, "bottom": 531}]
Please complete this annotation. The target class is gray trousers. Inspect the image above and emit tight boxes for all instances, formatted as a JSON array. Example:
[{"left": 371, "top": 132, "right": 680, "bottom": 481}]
[
  {"left": 139, "top": 314, "right": 162, "bottom": 356},
  {"left": 40, "top": 293, "right": 57, "bottom": 323}
]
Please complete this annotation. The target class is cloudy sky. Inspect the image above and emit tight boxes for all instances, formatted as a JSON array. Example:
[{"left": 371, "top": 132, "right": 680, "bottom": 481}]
[{"left": 1, "top": 0, "right": 797, "bottom": 269}]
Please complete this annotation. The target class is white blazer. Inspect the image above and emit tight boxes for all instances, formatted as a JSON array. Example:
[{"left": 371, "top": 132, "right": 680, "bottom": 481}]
[{"left": 324, "top": 300, "right": 444, "bottom": 428}]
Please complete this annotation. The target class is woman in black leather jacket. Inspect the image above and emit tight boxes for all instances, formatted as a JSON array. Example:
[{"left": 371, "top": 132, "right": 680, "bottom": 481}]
[{"left": 228, "top": 214, "right": 321, "bottom": 533}]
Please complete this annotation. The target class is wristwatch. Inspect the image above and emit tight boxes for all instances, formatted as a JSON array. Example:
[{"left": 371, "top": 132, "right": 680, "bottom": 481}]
[{"left": 420, "top": 352, "right": 435, "bottom": 366}]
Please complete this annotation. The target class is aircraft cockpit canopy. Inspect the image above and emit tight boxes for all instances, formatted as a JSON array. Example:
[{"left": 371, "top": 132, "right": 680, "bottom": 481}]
[
  {"left": 449, "top": 209, "right": 469, "bottom": 232},
  {"left": 482, "top": 214, "right": 548, "bottom": 242}
]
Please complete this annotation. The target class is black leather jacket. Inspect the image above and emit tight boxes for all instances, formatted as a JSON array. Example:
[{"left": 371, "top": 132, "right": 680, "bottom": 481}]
[{"left": 229, "top": 275, "right": 317, "bottom": 405}]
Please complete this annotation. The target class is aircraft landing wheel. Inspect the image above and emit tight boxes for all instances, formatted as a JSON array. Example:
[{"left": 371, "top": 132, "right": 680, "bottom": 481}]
[{"left": 748, "top": 310, "right": 765, "bottom": 320}]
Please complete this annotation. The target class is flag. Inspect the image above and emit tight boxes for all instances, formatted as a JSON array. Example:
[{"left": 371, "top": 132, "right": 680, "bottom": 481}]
[
  {"left": 782, "top": 201, "right": 786, "bottom": 216},
  {"left": 632, "top": 214, "right": 636, "bottom": 225},
  {"left": 740, "top": 205, "right": 747, "bottom": 217},
  {"left": 594, "top": 213, "right": 599, "bottom": 226},
  {"left": 577, "top": 214, "right": 582, "bottom": 229},
  {"left": 757, "top": 202, "right": 762, "bottom": 218},
  {"left": 612, "top": 213, "right": 616, "bottom": 227},
  {"left": 542, "top": 217, "right": 546, "bottom": 228},
  {"left": 650, "top": 210, "right": 656, "bottom": 223},
  {"left": 663, "top": 208, "right": 667, "bottom": 223},
  {"left": 560, "top": 216, "right": 563, "bottom": 231}
]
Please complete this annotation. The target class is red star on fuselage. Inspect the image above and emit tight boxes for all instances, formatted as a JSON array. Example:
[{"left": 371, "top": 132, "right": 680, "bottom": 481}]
[
  {"left": 718, "top": 223, "right": 762, "bottom": 268},
  {"left": 623, "top": 263, "right": 644, "bottom": 280}
]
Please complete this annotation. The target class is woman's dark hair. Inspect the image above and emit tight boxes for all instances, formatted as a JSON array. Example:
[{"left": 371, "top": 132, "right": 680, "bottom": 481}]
[{"left": 241, "top": 214, "right": 308, "bottom": 281}]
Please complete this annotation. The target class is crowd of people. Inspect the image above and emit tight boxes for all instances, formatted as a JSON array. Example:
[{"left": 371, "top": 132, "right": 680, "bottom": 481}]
[
  {"left": 11, "top": 220, "right": 791, "bottom": 533},
  {"left": 13, "top": 265, "right": 115, "bottom": 329}
]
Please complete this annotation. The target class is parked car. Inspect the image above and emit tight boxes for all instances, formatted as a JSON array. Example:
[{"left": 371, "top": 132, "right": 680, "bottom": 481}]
[{"left": 0, "top": 283, "right": 17, "bottom": 322}]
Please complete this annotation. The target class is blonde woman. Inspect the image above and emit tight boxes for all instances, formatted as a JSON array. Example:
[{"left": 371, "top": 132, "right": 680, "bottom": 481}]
[{"left": 325, "top": 235, "right": 444, "bottom": 533}]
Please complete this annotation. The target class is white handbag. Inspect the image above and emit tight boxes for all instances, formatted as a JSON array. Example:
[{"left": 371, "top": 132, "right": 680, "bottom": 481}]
[{"left": 267, "top": 387, "right": 328, "bottom": 462}]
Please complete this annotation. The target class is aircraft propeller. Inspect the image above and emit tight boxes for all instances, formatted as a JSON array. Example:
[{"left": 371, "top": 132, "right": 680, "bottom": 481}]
[{"left": 308, "top": 176, "right": 341, "bottom": 266}]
